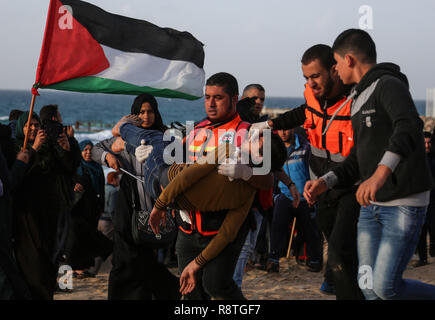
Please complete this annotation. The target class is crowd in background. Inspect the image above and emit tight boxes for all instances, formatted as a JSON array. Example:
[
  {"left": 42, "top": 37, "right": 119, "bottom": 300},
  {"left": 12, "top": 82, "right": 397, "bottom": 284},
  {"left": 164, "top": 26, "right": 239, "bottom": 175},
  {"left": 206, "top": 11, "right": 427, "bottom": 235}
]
[{"left": 1, "top": 29, "right": 435, "bottom": 301}]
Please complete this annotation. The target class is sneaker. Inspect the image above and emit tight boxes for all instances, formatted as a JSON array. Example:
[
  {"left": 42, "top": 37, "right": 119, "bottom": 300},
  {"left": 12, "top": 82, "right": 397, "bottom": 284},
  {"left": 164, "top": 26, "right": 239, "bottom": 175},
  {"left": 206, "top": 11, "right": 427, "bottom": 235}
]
[
  {"left": 319, "top": 281, "right": 336, "bottom": 295},
  {"left": 266, "top": 261, "right": 279, "bottom": 273},
  {"left": 412, "top": 260, "right": 428, "bottom": 268}
]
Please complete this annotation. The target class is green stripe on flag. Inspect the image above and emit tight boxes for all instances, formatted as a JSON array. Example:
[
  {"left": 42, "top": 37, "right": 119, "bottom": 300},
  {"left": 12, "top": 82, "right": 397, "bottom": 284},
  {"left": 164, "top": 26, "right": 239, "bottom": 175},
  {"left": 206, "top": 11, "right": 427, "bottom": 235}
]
[{"left": 41, "top": 76, "right": 202, "bottom": 100}]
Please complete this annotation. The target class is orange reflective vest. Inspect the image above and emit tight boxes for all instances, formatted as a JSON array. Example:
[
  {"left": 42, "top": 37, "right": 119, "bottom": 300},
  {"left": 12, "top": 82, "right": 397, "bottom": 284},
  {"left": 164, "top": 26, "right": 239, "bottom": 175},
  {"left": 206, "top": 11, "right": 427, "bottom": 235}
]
[
  {"left": 180, "top": 114, "right": 251, "bottom": 236},
  {"left": 186, "top": 114, "right": 250, "bottom": 162},
  {"left": 303, "top": 85, "right": 354, "bottom": 159}
]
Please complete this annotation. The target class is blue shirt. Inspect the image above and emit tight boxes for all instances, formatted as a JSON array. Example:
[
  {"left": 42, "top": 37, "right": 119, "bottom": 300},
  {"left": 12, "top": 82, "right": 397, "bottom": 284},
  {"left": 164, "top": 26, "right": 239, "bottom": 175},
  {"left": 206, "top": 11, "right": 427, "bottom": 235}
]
[{"left": 278, "top": 134, "right": 310, "bottom": 201}]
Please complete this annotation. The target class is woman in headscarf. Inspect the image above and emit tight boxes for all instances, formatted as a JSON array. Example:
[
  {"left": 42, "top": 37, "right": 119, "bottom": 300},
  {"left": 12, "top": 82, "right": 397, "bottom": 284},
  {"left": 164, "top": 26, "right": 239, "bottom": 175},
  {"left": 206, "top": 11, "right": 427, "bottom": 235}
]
[
  {"left": 13, "top": 111, "right": 79, "bottom": 299},
  {"left": 64, "top": 140, "right": 112, "bottom": 278},
  {"left": 0, "top": 122, "right": 31, "bottom": 300},
  {"left": 91, "top": 93, "right": 180, "bottom": 300}
]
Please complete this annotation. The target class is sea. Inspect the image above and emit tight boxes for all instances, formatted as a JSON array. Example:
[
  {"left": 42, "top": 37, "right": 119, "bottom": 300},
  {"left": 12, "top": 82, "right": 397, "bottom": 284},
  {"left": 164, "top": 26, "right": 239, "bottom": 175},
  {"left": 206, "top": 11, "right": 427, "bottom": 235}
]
[{"left": 0, "top": 88, "right": 427, "bottom": 146}]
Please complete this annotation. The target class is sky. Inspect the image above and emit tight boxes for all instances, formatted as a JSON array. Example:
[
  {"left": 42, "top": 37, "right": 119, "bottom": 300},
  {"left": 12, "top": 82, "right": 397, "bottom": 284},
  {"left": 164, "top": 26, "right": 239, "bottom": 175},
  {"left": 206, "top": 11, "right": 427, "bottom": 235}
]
[{"left": 1, "top": 0, "right": 434, "bottom": 99}]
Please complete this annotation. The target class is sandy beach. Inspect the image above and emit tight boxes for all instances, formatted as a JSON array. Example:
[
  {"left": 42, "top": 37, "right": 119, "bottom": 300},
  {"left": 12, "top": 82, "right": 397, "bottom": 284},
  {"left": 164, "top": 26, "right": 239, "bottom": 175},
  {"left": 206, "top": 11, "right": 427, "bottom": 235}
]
[{"left": 54, "top": 251, "right": 435, "bottom": 300}]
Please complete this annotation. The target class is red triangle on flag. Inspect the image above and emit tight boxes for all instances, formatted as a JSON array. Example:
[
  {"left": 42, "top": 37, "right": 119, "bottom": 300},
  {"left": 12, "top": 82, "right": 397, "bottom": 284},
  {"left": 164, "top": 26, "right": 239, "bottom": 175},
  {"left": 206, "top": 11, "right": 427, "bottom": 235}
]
[{"left": 35, "top": 0, "right": 109, "bottom": 87}]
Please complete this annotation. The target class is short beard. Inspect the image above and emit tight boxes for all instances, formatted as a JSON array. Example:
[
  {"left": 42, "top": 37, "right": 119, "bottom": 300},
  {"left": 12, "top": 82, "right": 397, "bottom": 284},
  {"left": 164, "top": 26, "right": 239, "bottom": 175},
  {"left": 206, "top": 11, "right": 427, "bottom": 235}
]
[
  {"left": 313, "top": 75, "right": 334, "bottom": 106},
  {"left": 318, "top": 72, "right": 334, "bottom": 101}
]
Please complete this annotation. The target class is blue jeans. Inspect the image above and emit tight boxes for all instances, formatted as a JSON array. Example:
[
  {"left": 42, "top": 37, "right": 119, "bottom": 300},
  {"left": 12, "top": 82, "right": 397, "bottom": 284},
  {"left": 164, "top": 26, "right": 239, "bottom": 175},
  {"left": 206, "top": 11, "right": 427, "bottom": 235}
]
[
  {"left": 357, "top": 205, "right": 435, "bottom": 300},
  {"left": 233, "top": 209, "right": 263, "bottom": 288},
  {"left": 120, "top": 123, "right": 170, "bottom": 200}
]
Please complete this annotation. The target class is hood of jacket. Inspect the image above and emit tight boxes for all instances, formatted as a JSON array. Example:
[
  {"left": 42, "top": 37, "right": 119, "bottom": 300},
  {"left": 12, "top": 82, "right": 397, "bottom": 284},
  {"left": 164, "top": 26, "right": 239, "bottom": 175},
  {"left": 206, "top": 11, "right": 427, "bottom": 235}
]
[{"left": 354, "top": 62, "right": 409, "bottom": 96}]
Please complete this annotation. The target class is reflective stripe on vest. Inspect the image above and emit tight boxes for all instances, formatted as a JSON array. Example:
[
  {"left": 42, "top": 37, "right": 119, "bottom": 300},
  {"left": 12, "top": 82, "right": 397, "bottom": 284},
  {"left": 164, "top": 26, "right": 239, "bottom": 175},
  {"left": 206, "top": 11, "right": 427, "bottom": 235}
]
[
  {"left": 303, "top": 85, "right": 354, "bottom": 157},
  {"left": 310, "top": 144, "right": 347, "bottom": 163},
  {"left": 195, "top": 212, "right": 218, "bottom": 236},
  {"left": 187, "top": 115, "right": 250, "bottom": 162}
]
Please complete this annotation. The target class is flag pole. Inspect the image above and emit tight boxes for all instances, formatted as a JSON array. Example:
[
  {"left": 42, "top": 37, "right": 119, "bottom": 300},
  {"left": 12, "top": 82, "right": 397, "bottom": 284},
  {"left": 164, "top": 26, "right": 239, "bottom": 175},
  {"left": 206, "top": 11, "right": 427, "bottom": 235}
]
[{"left": 22, "top": 93, "right": 37, "bottom": 150}]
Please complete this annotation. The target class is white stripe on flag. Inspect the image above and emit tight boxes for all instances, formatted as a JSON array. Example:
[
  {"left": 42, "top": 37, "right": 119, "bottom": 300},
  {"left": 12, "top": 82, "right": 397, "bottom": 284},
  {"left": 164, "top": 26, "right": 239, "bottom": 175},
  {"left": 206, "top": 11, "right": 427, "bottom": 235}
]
[{"left": 95, "top": 45, "right": 205, "bottom": 97}]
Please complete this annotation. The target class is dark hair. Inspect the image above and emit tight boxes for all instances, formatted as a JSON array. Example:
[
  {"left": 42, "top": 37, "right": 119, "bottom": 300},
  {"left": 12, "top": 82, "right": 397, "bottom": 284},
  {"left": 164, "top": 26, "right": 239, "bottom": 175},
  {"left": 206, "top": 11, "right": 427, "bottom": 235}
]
[
  {"left": 9, "top": 109, "right": 24, "bottom": 121},
  {"left": 270, "top": 132, "right": 288, "bottom": 172},
  {"left": 79, "top": 139, "right": 93, "bottom": 152},
  {"left": 39, "top": 104, "right": 59, "bottom": 123},
  {"left": 301, "top": 44, "right": 336, "bottom": 70},
  {"left": 424, "top": 131, "right": 432, "bottom": 139},
  {"left": 130, "top": 93, "right": 166, "bottom": 132},
  {"left": 243, "top": 84, "right": 265, "bottom": 95},
  {"left": 206, "top": 72, "right": 239, "bottom": 98},
  {"left": 332, "top": 29, "right": 377, "bottom": 64}
]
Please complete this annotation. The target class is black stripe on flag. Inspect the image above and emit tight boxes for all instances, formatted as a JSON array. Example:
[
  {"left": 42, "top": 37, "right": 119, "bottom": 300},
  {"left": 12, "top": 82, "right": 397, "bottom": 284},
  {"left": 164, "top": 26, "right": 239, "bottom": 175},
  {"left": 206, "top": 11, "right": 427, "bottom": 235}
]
[{"left": 60, "top": 0, "right": 205, "bottom": 68}]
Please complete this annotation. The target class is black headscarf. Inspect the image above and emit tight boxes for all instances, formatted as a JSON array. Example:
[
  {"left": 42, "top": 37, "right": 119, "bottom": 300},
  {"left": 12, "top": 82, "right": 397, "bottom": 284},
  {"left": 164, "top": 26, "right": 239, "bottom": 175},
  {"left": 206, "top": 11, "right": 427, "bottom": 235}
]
[
  {"left": 130, "top": 93, "right": 166, "bottom": 132},
  {"left": 78, "top": 139, "right": 105, "bottom": 196},
  {"left": 15, "top": 111, "right": 41, "bottom": 150}
]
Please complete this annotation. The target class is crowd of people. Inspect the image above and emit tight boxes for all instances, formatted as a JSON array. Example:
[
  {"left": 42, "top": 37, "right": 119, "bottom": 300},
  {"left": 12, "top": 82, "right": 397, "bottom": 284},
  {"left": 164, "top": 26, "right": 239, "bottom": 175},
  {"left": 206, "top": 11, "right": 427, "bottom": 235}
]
[{"left": 0, "top": 28, "right": 435, "bottom": 300}]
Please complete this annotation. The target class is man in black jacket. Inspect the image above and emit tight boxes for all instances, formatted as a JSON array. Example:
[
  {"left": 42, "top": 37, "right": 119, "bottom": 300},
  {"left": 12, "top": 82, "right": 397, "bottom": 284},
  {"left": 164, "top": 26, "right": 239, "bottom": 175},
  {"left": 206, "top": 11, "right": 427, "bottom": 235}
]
[
  {"left": 250, "top": 44, "right": 363, "bottom": 299},
  {"left": 305, "top": 29, "right": 435, "bottom": 300}
]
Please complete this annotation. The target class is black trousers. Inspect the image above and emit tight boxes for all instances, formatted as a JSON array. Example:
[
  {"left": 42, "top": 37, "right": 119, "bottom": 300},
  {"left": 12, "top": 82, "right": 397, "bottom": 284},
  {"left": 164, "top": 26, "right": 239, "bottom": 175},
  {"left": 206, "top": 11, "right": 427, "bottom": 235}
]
[
  {"left": 175, "top": 223, "right": 249, "bottom": 300},
  {"left": 316, "top": 191, "right": 364, "bottom": 300}
]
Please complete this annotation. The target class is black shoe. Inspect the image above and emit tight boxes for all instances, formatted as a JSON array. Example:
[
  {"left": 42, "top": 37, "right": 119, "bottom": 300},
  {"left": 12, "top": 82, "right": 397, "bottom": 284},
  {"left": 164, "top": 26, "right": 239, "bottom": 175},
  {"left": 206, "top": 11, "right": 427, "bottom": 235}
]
[
  {"left": 266, "top": 261, "right": 279, "bottom": 273},
  {"left": 412, "top": 260, "right": 428, "bottom": 268},
  {"left": 306, "top": 261, "right": 322, "bottom": 273}
]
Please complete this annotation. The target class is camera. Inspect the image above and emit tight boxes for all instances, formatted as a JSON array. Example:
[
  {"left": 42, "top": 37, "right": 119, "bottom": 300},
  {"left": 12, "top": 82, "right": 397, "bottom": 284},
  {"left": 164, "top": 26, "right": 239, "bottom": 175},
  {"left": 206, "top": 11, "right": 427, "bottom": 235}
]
[{"left": 41, "top": 120, "right": 65, "bottom": 141}]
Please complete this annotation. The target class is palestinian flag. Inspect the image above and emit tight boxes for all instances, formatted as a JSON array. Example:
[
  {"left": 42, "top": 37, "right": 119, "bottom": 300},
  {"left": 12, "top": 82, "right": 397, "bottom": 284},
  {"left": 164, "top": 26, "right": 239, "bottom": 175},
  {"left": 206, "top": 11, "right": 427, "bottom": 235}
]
[{"left": 33, "top": 0, "right": 205, "bottom": 100}]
